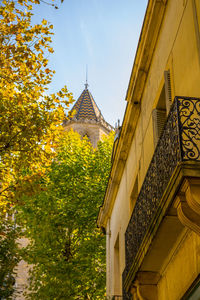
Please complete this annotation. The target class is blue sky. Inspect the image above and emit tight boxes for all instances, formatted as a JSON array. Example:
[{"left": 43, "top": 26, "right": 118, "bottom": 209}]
[{"left": 32, "top": 0, "right": 148, "bottom": 126}]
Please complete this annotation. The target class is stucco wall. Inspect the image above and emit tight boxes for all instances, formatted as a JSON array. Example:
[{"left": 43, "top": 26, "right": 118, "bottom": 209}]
[
  {"left": 107, "top": 0, "right": 200, "bottom": 297},
  {"left": 158, "top": 231, "right": 200, "bottom": 299},
  {"left": 140, "top": 0, "right": 200, "bottom": 187}
]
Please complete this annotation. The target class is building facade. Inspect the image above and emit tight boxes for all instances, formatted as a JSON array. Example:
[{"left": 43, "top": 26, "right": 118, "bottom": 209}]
[
  {"left": 98, "top": 0, "right": 200, "bottom": 299},
  {"left": 64, "top": 83, "right": 113, "bottom": 147}
]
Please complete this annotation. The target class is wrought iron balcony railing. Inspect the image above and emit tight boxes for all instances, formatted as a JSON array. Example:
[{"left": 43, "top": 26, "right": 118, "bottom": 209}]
[{"left": 123, "top": 96, "right": 200, "bottom": 295}]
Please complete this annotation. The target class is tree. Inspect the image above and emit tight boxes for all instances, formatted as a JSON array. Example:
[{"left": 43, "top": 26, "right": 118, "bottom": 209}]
[
  {"left": 17, "top": 130, "right": 114, "bottom": 299},
  {"left": 0, "top": 0, "right": 73, "bottom": 209},
  {"left": 0, "top": 0, "right": 73, "bottom": 297}
]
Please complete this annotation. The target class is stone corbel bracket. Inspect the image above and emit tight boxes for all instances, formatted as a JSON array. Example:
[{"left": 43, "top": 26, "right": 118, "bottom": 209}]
[
  {"left": 175, "top": 178, "right": 200, "bottom": 236},
  {"left": 130, "top": 271, "right": 160, "bottom": 300}
]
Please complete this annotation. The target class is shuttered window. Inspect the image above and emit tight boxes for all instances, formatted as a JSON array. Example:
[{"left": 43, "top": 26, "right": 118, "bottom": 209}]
[
  {"left": 164, "top": 70, "right": 172, "bottom": 113},
  {"left": 152, "top": 108, "right": 166, "bottom": 147},
  {"left": 152, "top": 70, "right": 172, "bottom": 147}
]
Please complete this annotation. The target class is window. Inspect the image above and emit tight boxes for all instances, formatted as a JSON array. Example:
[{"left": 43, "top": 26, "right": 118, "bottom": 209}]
[
  {"left": 152, "top": 86, "right": 167, "bottom": 147},
  {"left": 83, "top": 133, "right": 89, "bottom": 139},
  {"left": 164, "top": 70, "right": 172, "bottom": 114},
  {"left": 152, "top": 70, "right": 172, "bottom": 147},
  {"left": 82, "top": 133, "right": 91, "bottom": 143}
]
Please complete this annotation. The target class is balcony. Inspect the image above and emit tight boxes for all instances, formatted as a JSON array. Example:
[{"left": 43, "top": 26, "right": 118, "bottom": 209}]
[
  {"left": 111, "top": 296, "right": 123, "bottom": 300},
  {"left": 123, "top": 96, "right": 200, "bottom": 296}
]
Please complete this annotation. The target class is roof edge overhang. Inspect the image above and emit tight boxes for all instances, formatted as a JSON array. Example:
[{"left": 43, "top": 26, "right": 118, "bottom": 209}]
[{"left": 97, "top": 0, "right": 168, "bottom": 229}]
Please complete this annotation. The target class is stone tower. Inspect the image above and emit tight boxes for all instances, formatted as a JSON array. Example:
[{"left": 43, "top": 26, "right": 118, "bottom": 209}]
[{"left": 64, "top": 82, "right": 113, "bottom": 147}]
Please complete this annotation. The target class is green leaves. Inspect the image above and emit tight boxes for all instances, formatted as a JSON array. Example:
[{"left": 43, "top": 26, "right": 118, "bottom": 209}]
[
  {"left": 17, "top": 130, "right": 114, "bottom": 299},
  {"left": 0, "top": 1, "right": 74, "bottom": 297}
]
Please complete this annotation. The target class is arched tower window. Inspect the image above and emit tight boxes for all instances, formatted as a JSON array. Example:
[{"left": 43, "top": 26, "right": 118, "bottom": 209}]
[{"left": 83, "top": 133, "right": 91, "bottom": 142}]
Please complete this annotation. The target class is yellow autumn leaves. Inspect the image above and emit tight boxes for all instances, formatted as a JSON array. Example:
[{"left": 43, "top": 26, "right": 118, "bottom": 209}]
[{"left": 0, "top": 0, "right": 74, "bottom": 210}]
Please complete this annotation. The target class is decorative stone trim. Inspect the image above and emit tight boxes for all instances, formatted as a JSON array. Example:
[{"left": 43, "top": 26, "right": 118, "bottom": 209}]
[
  {"left": 130, "top": 272, "right": 160, "bottom": 300},
  {"left": 63, "top": 117, "right": 114, "bottom": 133},
  {"left": 175, "top": 178, "right": 200, "bottom": 236}
]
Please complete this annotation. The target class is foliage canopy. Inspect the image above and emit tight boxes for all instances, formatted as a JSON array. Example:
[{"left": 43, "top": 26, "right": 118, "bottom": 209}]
[
  {"left": 0, "top": 0, "right": 73, "bottom": 209},
  {"left": 0, "top": 1, "right": 113, "bottom": 299},
  {"left": 0, "top": 0, "right": 72, "bottom": 297},
  {"left": 18, "top": 130, "right": 114, "bottom": 299}
]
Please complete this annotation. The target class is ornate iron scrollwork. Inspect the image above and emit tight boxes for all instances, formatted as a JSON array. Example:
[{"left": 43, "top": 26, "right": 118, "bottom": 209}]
[
  {"left": 177, "top": 97, "right": 200, "bottom": 161},
  {"left": 123, "top": 96, "right": 200, "bottom": 297}
]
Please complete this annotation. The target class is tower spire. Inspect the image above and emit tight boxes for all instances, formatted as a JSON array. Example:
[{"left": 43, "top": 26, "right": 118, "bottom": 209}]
[{"left": 85, "top": 65, "right": 88, "bottom": 89}]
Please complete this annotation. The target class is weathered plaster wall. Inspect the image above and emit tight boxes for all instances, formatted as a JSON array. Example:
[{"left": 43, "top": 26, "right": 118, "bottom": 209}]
[
  {"left": 140, "top": 0, "right": 200, "bottom": 188},
  {"left": 107, "top": 0, "right": 200, "bottom": 297},
  {"left": 158, "top": 231, "right": 200, "bottom": 299}
]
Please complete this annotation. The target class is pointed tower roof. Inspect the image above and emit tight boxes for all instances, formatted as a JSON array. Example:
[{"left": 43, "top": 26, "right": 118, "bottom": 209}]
[
  {"left": 71, "top": 85, "right": 104, "bottom": 122},
  {"left": 64, "top": 82, "right": 113, "bottom": 134}
]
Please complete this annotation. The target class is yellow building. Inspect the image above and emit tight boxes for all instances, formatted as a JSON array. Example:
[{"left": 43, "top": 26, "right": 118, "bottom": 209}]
[{"left": 98, "top": 0, "right": 200, "bottom": 299}]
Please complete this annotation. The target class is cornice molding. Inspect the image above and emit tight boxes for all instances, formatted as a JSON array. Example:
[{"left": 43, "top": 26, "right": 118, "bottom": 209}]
[{"left": 97, "top": 0, "right": 168, "bottom": 228}]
